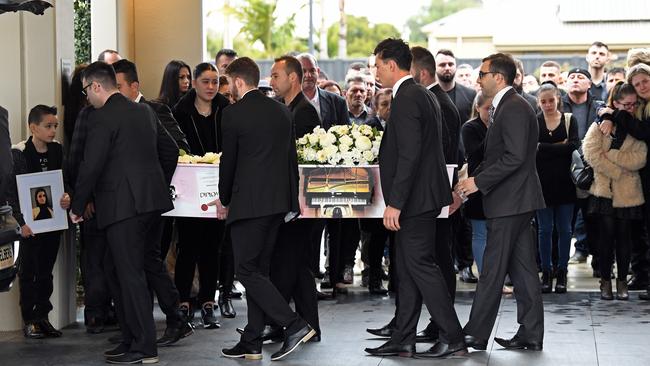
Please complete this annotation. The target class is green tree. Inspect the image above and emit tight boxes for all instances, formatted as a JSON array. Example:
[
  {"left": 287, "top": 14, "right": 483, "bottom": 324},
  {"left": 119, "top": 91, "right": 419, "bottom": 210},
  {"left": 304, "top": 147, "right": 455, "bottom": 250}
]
[
  {"left": 73, "top": 0, "right": 91, "bottom": 65},
  {"left": 224, "top": 0, "right": 307, "bottom": 58},
  {"left": 406, "top": 0, "right": 480, "bottom": 45},
  {"left": 327, "top": 15, "right": 399, "bottom": 58}
]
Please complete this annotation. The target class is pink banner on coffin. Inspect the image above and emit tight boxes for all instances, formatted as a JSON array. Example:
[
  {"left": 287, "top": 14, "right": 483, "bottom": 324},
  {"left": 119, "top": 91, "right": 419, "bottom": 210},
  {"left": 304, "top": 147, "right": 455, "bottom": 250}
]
[{"left": 164, "top": 164, "right": 455, "bottom": 219}]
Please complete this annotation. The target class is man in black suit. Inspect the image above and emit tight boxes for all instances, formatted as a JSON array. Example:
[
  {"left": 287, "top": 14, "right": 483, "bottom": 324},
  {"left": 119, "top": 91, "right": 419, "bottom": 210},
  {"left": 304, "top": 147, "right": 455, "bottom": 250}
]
[
  {"left": 112, "top": 59, "right": 194, "bottom": 346},
  {"left": 456, "top": 53, "right": 545, "bottom": 351},
  {"left": 70, "top": 61, "right": 179, "bottom": 364},
  {"left": 364, "top": 38, "right": 465, "bottom": 359},
  {"left": 217, "top": 57, "right": 315, "bottom": 361},
  {"left": 436, "top": 49, "right": 477, "bottom": 124}
]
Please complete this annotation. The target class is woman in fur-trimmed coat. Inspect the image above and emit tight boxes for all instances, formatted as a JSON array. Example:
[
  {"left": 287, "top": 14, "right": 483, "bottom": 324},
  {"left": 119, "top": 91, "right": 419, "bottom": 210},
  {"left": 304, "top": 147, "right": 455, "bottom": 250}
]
[{"left": 583, "top": 121, "right": 647, "bottom": 300}]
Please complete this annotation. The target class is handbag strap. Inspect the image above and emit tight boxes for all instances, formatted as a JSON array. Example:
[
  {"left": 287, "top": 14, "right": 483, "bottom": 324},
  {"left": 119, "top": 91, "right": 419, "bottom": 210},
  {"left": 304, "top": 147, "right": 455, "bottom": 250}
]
[{"left": 563, "top": 112, "right": 572, "bottom": 138}]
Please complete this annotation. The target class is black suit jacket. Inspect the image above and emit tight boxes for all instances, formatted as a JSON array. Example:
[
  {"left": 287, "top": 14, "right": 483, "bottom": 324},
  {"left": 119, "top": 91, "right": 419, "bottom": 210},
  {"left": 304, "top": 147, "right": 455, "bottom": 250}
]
[
  {"left": 71, "top": 94, "right": 177, "bottom": 229},
  {"left": 379, "top": 78, "right": 452, "bottom": 217},
  {"left": 450, "top": 83, "right": 477, "bottom": 124},
  {"left": 317, "top": 88, "right": 350, "bottom": 128},
  {"left": 364, "top": 116, "right": 385, "bottom": 131},
  {"left": 429, "top": 85, "right": 461, "bottom": 165},
  {"left": 474, "top": 88, "right": 545, "bottom": 218},
  {"left": 219, "top": 90, "right": 299, "bottom": 225},
  {"left": 140, "top": 97, "right": 191, "bottom": 153},
  {"left": 288, "top": 92, "right": 321, "bottom": 139},
  {"left": 0, "top": 106, "right": 11, "bottom": 199}
]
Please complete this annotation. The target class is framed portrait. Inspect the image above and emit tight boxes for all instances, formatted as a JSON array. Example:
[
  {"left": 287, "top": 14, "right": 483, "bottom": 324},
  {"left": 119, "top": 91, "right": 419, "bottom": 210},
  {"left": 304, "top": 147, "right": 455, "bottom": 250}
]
[{"left": 16, "top": 169, "right": 68, "bottom": 234}]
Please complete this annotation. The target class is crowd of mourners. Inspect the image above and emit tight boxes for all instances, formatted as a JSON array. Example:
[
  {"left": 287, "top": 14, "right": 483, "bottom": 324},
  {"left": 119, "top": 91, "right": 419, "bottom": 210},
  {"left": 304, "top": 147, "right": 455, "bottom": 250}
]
[{"left": 5, "top": 40, "right": 650, "bottom": 349}]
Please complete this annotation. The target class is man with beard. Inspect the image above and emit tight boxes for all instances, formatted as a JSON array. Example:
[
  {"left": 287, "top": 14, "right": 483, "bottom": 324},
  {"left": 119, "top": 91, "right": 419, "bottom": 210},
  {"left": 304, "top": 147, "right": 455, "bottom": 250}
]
[
  {"left": 586, "top": 41, "right": 610, "bottom": 101},
  {"left": 435, "top": 49, "right": 476, "bottom": 123}
]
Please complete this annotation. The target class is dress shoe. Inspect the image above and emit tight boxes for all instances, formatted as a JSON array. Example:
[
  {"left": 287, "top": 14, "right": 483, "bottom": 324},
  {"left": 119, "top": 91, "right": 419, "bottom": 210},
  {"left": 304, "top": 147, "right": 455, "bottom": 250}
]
[
  {"left": 541, "top": 269, "right": 552, "bottom": 293},
  {"left": 104, "top": 343, "right": 130, "bottom": 358},
  {"left": 316, "top": 290, "right": 331, "bottom": 300},
  {"left": 308, "top": 333, "right": 321, "bottom": 342},
  {"left": 569, "top": 251, "right": 588, "bottom": 264},
  {"left": 218, "top": 292, "right": 236, "bottom": 318},
  {"left": 200, "top": 303, "right": 221, "bottom": 329},
  {"left": 23, "top": 322, "right": 45, "bottom": 339},
  {"left": 156, "top": 321, "right": 194, "bottom": 346},
  {"left": 105, "top": 351, "right": 159, "bottom": 364},
  {"left": 368, "top": 280, "right": 388, "bottom": 295},
  {"left": 460, "top": 267, "right": 478, "bottom": 283},
  {"left": 416, "top": 328, "right": 438, "bottom": 342},
  {"left": 271, "top": 324, "right": 316, "bottom": 361},
  {"left": 555, "top": 269, "right": 567, "bottom": 294},
  {"left": 616, "top": 279, "right": 629, "bottom": 300},
  {"left": 600, "top": 279, "right": 613, "bottom": 300},
  {"left": 494, "top": 336, "right": 543, "bottom": 351},
  {"left": 39, "top": 319, "right": 63, "bottom": 337},
  {"left": 86, "top": 317, "right": 105, "bottom": 334},
  {"left": 235, "top": 325, "right": 283, "bottom": 343},
  {"left": 343, "top": 265, "right": 354, "bottom": 284},
  {"left": 230, "top": 285, "right": 243, "bottom": 299},
  {"left": 364, "top": 341, "right": 415, "bottom": 357},
  {"left": 366, "top": 323, "right": 393, "bottom": 337},
  {"left": 628, "top": 276, "right": 648, "bottom": 290},
  {"left": 463, "top": 334, "right": 487, "bottom": 350},
  {"left": 221, "top": 342, "right": 262, "bottom": 360},
  {"left": 416, "top": 341, "right": 467, "bottom": 358}
]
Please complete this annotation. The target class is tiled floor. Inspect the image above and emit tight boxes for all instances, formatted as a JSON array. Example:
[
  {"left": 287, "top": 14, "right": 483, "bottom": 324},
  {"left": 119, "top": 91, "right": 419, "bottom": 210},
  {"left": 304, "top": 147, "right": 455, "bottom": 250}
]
[{"left": 1, "top": 260, "right": 649, "bottom": 366}]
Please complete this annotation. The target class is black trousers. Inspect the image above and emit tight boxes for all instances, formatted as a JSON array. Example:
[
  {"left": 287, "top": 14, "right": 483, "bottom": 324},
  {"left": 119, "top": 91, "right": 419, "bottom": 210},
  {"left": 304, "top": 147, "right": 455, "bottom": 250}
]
[
  {"left": 576, "top": 198, "right": 600, "bottom": 270},
  {"left": 104, "top": 213, "right": 158, "bottom": 356},
  {"left": 452, "top": 211, "right": 474, "bottom": 270},
  {"left": 597, "top": 215, "right": 636, "bottom": 280},
  {"left": 308, "top": 219, "right": 326, "bottom": 275},
  {"left": 230, "top": 214, "right": 304, "bottom": 349},
  {"left": 327, "top": 219, "right": 359, "bottom": 285},
  {"left": 218, "top": 227, "right": 235, "bottom": 291},
  {"left": 391, "top": 211, "right": 463, "bottom": 346},
  {"left": 18, "top": 231, "right": 60, "bottom": 322},
  {"left": 631, "top": 204, "right": 650, "bottom": 282},
  {"left": 464, "top": 212, "right": 544, "bottom": 342},
  {"left": 270, "top": 220, "right": 320, "bottom": 334},
  {"left": 80, "top": 218, "right": 111, "bottom": 322},
  {"left": 159, "top": 217, "right": 174, "bottom": 262},
  {"left": 174, "top": 218, "right": 224, "bottom": 304},
  {"left": 146, "top": 216, "right": 182, "bottom": 327},
  {"left": 359, "top": 219, "right": 388, "bottom": 280}
]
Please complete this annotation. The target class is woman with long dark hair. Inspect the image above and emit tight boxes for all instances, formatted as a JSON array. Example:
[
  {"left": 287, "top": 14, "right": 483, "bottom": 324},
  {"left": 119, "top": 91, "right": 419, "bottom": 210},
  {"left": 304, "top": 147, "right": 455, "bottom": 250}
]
[
  {"left": 157, "top": 60, "right": 192, "bottom": 108},
  {"left": 31, "top": 188, "right": 54, "bottom": 220}
]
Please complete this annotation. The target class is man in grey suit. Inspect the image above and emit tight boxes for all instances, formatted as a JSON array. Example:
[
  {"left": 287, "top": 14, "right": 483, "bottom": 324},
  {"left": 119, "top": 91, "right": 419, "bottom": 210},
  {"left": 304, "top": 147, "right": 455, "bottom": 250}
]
[{"left": 456, "top": 53, "right": 545, "bottom": 352}]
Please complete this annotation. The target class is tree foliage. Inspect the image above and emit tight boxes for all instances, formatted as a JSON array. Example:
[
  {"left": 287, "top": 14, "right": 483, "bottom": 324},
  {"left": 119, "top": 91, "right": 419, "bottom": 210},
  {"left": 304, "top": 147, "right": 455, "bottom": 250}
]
[
  {"left": 73, "top": 0, "right": 91, "bottom": 65},
  {"left": 224, "top": 0, "right": 307, "bottom": 58},
  {"left": 327, "top": 15, "right": 400, "bottom": 58},
  {"left": 406, "top": 0, "right": 480, "bottom": 45}
]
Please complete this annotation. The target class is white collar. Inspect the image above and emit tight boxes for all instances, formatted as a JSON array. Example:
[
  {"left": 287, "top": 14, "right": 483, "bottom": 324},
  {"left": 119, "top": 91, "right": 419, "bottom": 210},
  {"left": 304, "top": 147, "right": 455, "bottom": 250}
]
[
  {"left": 308, "top": 89, "right": 319, "bottom": 104},
  {"left": 491, "top": 86, "right": 513, "bottom": 110},
  {"left": 135, "top": 92, "right": 144, "bottom": 103},
  {"left": 426, "top": 82, "right": 438, "bottom": 89},
  {"left": 392, "top": 75, "right": 413, "bottom": 97}
]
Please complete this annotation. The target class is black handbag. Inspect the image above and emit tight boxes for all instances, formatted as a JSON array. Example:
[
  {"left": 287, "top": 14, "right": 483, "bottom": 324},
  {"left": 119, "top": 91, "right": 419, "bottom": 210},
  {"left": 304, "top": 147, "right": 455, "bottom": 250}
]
[{"left": 571, "top": 149, "right": 594, "bottom": 190}]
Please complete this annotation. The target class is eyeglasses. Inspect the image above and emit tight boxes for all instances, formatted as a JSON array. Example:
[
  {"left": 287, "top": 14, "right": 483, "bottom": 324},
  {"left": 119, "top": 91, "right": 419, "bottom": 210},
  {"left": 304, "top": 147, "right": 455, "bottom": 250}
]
[
  {"left": 81, "top": 82, "right": 92, "bottom": 96},
  {"left": 619, "top": 102, "right": 640, "bottom": 109},
  {"left": 478, "top": 71, "right": 500, "bottom": 79}
]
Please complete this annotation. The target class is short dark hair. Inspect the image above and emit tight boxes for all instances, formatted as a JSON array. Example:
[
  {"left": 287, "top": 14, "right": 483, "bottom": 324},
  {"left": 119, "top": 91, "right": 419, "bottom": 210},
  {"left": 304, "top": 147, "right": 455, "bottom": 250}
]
[
  {"left": 28, "top": 105, "right": 57, "bottom": 125},
  {"left": 346, "top": 75, "right": 366, "bottom": 88},
  {"left": 218, "top": 75, "right": 229, "bottom": 86},
  {"left": 410, "top": 46, "right": 436, "bottom": 76},
  {"left": 607, "top": 67, "right": 626, "bottom": 77},
  {"left": 436, "top": 49, "right": 455, "bottom": 59},
  {"left": 348, "top": 62, "right": 366, "bottom": 72},
  {"left": 97, "top": 49, "right": 119, "bottom": 62},
  {"left": 274, "top": 55, "right": 303, "bottom": 83},
  {"left": 194, "top": 62, "right": 218, "bottom": 80},
  {"left": 225, "top": 57, "right": 260, "bottom": 87},
  {"left": 216, "top": 48, "right": 237, "bottom": 61},
  {"left": 373, "top": 38, "right": 412, "bottom": 71},
  {"left": 540, "top": 60, "right": 561, "bottom": 70},
  {"left": 112, "top": 59, "right": 139, "bottom": 84},
  {"left": 82, "top": 61, "right": 118, "bottom": 89},
  {"left": 591, "top": 41, "right": 609, "bottom": 51},
  {"left": 482, "top": 53, "right": 517, "bottom": 86}
]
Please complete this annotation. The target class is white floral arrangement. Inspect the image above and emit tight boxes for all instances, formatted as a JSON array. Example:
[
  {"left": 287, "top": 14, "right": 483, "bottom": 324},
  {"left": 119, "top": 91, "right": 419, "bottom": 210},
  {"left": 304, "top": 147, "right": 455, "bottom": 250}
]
[
  {"left": 296, "top": 124, "right": 383, "bottom": 165},
  {"left": 177, "top": 151, "right": 221, "bottom": 164}
]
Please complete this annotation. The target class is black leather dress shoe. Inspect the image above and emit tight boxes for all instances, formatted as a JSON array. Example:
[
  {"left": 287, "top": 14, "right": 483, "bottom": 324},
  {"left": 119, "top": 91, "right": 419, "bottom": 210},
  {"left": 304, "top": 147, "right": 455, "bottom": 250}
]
[
  {"left": 218, "top": 293, "right": 236, "bottom": 318},
  {"left": 221, "top": 342, "right": 262, "bottom": 360},
  {"left": 416, "top": 341, "right": 467, "bottom": 358},
  {"left": 38, "top": 319, "right": 62, "bottom": 337},
  {"left": 494, "top": 336, "right": 543, "bottom": 351},
  {"left": 460, "top": 267, "right": 478, "bottom": 283},
  {"left": 463, "top": 334, "right": 487, "bottom": 350},
  {"left": 366, "top": 323, "right": 393, "bottom": 338},
  {"left": 105, "top": 351, "right": 159, "bottom": 364},
  {"left": 416, "top": 329, "right": 438, "bottom": 342},
  {"left": 271, "top": 324, "right": 316, "bottom": 361},
  {"left": 157, "top": 321, "right": 194, "bottom": 346},
  {"left": 236, "top": 325, "right": 283, "bottom": 343},
  {"left": 23, "top": 322, "right": 45, "bottom": 339},
  {"left": 104, "top": 343, "right": 130, "bottom": 358},
  {"left": 230, "top": 285, "right": 243, "bottom": 299},
  {"left": 364, "top": 341, "right": 415, "bottom": 357}
]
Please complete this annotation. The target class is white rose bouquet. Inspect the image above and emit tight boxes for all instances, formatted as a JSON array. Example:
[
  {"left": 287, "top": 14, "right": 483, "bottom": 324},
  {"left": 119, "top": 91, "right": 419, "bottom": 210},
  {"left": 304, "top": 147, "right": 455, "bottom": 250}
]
[
  {"left": 296, "top": 124, "right": 383, "bottom": 165},
  {"left": 177, "top": 151, "right": 221, "bottom": 164}
]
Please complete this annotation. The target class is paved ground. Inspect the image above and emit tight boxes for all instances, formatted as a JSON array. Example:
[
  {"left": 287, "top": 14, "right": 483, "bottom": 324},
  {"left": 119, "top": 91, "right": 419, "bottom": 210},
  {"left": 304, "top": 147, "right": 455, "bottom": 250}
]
[{"left": 1, "top": 261, "right": 649, "bottom": 366}]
